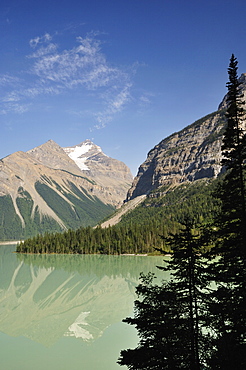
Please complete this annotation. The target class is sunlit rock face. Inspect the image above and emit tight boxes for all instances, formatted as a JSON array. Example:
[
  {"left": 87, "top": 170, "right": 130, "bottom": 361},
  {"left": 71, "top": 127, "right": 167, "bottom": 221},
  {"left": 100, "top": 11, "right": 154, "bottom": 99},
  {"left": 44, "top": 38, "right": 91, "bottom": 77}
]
[
  {"left": 126, "top": 111, "right": 225, "bottom": 200},
  {"left": 128, "top": 77, "right": 246, "bottom": 201},
  {"left": 0, "top": 139, "right": 132, "bottom": 239},
  {"left": 127, "top": 73, "right": 246, "bottom": 201}
]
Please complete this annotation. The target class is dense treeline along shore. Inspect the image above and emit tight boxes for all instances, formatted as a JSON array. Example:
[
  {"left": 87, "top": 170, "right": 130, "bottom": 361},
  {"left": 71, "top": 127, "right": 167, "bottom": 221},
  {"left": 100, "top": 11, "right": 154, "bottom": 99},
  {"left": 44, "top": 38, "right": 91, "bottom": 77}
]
[
  {"left": 17, "top": 225, "right": 164, "bottom": 255},
  {"left": 16, "top": 178, "right": 219, "bottom": 254}
]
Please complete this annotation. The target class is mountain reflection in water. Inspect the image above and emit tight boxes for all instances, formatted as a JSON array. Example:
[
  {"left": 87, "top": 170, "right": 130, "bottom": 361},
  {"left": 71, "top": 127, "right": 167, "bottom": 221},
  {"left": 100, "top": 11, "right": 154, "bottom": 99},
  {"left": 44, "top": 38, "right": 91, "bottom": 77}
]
[{"left": 0, "top": 245, "right": 166, "bottom": 348}]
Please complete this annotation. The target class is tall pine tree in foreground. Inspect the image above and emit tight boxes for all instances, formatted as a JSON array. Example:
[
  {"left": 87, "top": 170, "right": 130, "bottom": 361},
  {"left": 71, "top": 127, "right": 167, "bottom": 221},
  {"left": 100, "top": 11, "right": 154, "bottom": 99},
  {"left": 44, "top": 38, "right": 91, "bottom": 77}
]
[
  {"left": 215, "top": 53, "right": 246, "bottom": 249},
  {"left": 118, "top": 55, "right": 246, "bottom": 369},
  {"left": 118, "top": 221, "right": 212, "bottom": 370},
  {"left": 208, "top": 54, "right": 246, "bottom": 368}
]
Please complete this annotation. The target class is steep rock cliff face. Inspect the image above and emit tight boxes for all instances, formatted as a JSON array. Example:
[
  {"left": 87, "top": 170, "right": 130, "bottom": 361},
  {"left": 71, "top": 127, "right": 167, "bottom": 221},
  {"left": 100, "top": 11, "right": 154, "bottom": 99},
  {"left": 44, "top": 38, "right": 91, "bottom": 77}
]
[
  {"left": 127, "top": 73, "right": 246, "bottom": 201},
  {"left": 127, "top": 110, "right": 226, "bottom": 200}
]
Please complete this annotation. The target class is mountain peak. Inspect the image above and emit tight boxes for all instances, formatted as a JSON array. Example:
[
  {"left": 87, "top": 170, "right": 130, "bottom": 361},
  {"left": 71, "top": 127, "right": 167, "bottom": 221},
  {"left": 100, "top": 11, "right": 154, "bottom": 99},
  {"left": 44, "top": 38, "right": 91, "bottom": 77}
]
[
  {"left": 63, "top": 140, "right": 102, "bottom": 171},
  {"left": 78, "top": 139, "right": 94, "bottom": 146},
  {"left": 63, "top": 140, "right": 133, "bottom": 192},
  {"left": 27, "top": 140, "right": 82, "bottom": 174},
  {"left": 28, "top": 139, "right": 61, "bottom": 152}
]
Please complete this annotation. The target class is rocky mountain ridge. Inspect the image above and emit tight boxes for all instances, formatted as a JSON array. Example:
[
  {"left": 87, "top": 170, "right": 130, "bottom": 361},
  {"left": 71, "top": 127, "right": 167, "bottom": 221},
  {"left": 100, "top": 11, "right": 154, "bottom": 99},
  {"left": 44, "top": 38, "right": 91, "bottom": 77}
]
[
  {"left": 126, "top": 110, "right": 225, "bottom": 200},
  {"left": 126, "top": 73, "right": 246, "bottom": 201},
  {"left": 0, "top": 140, "right": 132, "bottom": 240}
]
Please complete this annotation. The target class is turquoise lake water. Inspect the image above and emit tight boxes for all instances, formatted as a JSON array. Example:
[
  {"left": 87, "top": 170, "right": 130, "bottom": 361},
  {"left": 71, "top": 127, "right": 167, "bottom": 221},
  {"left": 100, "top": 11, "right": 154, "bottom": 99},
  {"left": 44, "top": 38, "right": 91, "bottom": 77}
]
[{"left": 0, "top": 245, "right": 167, "bottom": 370}]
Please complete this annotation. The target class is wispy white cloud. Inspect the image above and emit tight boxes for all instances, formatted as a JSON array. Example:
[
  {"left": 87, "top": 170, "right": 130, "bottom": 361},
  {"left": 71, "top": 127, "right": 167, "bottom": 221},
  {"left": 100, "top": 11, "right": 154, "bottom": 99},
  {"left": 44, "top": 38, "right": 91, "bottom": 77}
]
[
  {"left": 93, "top": 83, "right": 132, "bottom": 129},
  {"left": 0, "top": 74, "right": 21, "bottom": 86},
  {"left": 135, "top": 91, "right": 155, "bottom": 115},
  {"left": 29, "top": 33, "right": 52, "bottom": 48},
  {"left": 3, "top": 102, "right": 30, "bottom": 114},
  {"left": 2, "top": 91, "right": 21, "bottom": 102},
  {"left": 111, "top": 84, "right": 132, "bottom": 111},
  {"left": 28, "top": 43, "right": 58, "bottom": 59},
  {"left": 29, "top": 34, "right": 128, "bottom": 91},
  {"left": 1, "top": 32, "right": 137, "bottom": 125},
  {"left": 139, "top": 95, "right": 151, "bottom": 104}
]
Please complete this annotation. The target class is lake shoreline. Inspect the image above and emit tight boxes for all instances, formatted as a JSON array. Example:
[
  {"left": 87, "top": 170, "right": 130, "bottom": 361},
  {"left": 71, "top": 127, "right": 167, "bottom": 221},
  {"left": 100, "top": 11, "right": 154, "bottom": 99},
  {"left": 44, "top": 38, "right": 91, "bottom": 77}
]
[
  {"left": 0, "top": 242, "right": 168, "bottom": 256},
  {"left": 0, "top": 241, "right": 21, "bottom": 245}
]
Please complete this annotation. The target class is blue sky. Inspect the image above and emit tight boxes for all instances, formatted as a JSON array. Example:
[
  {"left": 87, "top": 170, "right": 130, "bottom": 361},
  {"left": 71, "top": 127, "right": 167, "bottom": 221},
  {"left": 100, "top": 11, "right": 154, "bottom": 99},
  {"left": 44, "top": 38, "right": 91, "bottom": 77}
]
[{"left": 1, "top": 0, "right": 246, "bottom": 175}]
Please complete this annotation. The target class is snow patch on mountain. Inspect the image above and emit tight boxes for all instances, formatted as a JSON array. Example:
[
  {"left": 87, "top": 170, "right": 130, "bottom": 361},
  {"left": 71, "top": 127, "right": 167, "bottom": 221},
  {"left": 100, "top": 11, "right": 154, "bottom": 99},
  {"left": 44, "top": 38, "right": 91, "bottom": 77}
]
[{"left": 63, "top": 140, "right": 101, "bottom": 171}]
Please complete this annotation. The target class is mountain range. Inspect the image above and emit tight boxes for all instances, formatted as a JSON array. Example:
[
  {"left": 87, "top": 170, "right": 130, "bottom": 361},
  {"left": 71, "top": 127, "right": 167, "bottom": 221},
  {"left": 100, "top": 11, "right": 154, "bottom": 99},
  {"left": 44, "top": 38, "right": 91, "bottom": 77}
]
[
  {"left": 2, "top": 73, "right": 246, "bottom": 240},
  {"left": 0, "top": 140, "right": 132, "bottom": 240}
]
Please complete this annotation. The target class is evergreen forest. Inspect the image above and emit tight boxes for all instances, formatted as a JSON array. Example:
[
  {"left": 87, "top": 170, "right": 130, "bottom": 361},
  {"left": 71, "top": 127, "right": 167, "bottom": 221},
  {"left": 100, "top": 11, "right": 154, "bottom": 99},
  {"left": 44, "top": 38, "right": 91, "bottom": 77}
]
[{"left": 16, "top": 178, "right": 220, "bottom": 254}]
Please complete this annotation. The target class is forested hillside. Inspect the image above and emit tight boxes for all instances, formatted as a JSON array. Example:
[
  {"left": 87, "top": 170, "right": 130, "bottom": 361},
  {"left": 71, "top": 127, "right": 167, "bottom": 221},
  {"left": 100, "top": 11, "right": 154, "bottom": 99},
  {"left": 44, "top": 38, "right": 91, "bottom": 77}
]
[
  {"left": 16, "top": 178, "right": 220, "bottom": 254},
  {"left": 0, "top": 182, "right": 114, "bottom": 241}
]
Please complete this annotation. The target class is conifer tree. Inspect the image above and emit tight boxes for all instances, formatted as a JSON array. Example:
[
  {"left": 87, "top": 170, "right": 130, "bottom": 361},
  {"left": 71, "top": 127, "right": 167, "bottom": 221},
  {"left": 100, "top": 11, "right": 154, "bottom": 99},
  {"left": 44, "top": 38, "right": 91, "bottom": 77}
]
[
  {"left": 209, "top": 54, "right": 246, "bottom": 368},
  {"left": 118, "top": 221, "right": 212, "bottom": 369},
  {"left": 215, "top": 54, "right": 246, "bottom": 252}
]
